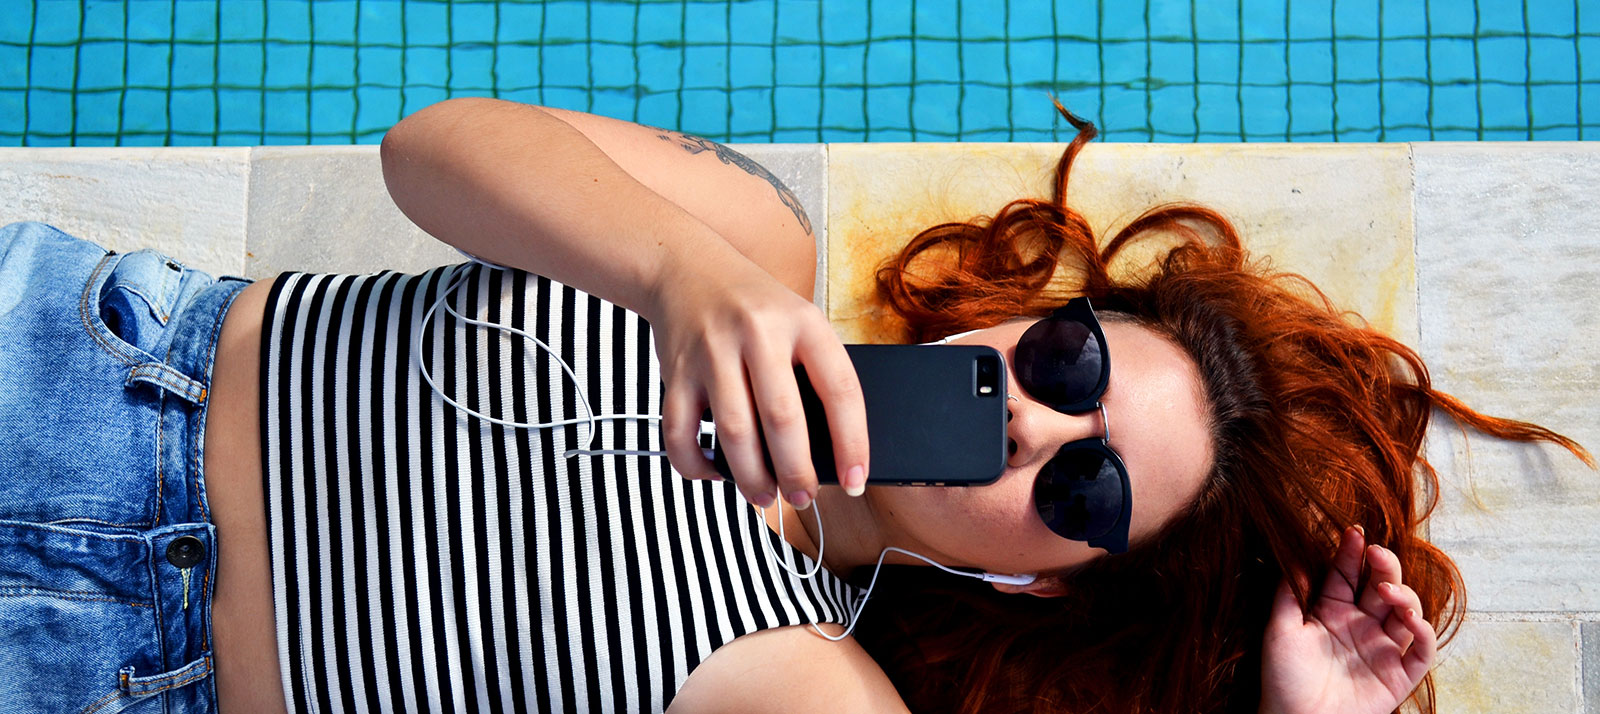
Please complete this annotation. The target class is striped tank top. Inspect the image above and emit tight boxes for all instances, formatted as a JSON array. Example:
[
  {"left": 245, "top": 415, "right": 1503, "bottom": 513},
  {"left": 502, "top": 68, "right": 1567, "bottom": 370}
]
[{"left": 260, "top": 262, "right": 863, "bottom": 713}]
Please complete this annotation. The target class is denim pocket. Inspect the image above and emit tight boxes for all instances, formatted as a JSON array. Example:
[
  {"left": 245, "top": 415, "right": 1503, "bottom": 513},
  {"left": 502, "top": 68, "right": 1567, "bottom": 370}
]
[
  {"left": 87, "top": 250, "right": 186, "bottom": 364},
  {"left": 0, "top": 520, "right": 162, "bottom": 713}
]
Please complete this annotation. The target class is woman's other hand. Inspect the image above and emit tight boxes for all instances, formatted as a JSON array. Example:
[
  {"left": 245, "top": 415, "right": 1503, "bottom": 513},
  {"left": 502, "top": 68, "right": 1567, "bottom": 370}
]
[
  {"left": 1259, "top": 526, "right": 1439, "bottom": 714},
  {"left": 649, "top": 247, "right": 870, "bottom": 510}
]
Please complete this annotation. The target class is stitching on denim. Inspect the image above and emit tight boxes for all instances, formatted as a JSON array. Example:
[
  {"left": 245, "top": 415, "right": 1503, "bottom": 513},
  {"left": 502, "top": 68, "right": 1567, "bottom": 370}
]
[
  {"left": 0, "top": 586, "right": 154, "bottom": 608},
  {"left": 124, "top": 655, "right": 212, "bottom": 695},
  {"left": 154, "top": 387, "right": 165, "bottom": 526},
  {"left": 200, "top": 562, "right": 212, "bottom": 649},
  {"left": 41, "top": 516, "right": 153, "bottom": 529},
  {"left": 76, "top": 685, "right": 124, "bottom": 714},
  {"left": 78, "top": 252, "right": 143, "bottom": 367}
]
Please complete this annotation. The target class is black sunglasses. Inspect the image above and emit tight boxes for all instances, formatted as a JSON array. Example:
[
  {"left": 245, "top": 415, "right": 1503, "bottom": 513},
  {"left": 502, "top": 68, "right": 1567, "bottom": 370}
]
[{"left": 1012, "top": 297, "right": 1131, "bottom": 555}]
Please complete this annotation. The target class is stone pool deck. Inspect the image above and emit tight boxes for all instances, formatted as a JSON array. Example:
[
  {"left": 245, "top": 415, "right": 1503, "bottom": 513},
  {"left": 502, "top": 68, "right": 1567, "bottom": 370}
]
[{"left": 3, "top": 142, "right": 1597, "bottom": 713}]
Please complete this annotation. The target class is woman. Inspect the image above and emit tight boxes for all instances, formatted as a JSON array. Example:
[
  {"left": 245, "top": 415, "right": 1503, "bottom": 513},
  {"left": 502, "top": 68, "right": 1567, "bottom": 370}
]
[{"left": 0, "top": 97, "right": 1586, "bottom": 714}]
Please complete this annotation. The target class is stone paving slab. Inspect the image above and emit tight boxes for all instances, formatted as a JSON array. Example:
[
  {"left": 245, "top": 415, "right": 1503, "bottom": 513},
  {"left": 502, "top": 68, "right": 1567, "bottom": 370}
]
[
  {"left": 0, "top": 147, "right": 250, "bottom": 276},
  {"left": 826, "top": 142, "right": 1416, "bottom": 345},
  {"left": 1416, "top": 143, "right": 1600, "bottom": 614},
  {"left": 1433, "top": 619, "right": 1581, "bottom": 713}
]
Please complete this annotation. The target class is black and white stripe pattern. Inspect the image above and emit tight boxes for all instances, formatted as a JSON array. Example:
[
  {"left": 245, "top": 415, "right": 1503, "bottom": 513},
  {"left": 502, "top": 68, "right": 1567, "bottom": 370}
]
[{"left": 262, "top": 263, "right": 862, "bottom": 713}]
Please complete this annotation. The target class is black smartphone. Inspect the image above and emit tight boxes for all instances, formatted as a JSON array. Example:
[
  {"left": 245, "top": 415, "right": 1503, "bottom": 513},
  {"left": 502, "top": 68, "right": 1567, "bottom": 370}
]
[{"left": 706, "top": 344, "right": 1009, "bottom": 486}]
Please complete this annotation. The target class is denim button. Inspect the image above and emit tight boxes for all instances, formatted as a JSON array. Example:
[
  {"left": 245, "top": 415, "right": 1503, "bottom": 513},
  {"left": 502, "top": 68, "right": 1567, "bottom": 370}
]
[{"left": 165, "top": 535, "right": 204, "bottom": 568}]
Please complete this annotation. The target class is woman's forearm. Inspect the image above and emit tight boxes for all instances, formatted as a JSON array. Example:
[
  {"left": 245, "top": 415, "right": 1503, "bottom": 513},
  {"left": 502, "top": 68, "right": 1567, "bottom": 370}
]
[{"left": 380, "top": 97, "right": 745, "bottom": 320}]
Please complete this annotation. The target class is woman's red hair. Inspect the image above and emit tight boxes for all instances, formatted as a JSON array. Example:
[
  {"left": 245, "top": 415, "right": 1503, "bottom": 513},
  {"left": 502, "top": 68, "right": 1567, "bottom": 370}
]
[{"left": 851, "top": 101, "right": 1592, "bottom": 714}]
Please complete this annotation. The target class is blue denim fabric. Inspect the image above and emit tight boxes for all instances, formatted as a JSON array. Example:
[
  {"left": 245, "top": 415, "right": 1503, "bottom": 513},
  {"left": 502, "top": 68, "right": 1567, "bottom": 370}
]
[{"left": 0, "top": 222, "right": 252, "bottom": 714}]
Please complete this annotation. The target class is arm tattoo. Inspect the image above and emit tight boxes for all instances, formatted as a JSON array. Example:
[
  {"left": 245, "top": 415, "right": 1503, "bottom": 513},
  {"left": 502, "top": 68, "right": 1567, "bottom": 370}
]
[{"left": 654, "top": 130, "right": 814, "bottom": 237}]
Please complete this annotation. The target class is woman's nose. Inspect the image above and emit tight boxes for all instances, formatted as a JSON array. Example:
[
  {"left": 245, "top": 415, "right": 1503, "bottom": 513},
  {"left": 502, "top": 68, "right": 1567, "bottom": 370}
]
[{"left": 1006, "top": 397, "right": 1104, "bottom": 467}]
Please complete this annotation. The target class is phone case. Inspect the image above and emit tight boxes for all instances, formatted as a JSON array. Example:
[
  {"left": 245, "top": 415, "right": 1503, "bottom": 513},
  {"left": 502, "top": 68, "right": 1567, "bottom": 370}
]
[{"left": 708, "top": 344, "right": 1009, "bottom": 486}]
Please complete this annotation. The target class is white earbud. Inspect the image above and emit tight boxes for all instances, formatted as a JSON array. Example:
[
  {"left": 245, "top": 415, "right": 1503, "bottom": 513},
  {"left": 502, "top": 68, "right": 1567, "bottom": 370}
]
[{"left": 978, "top": 572, "right": 1037, "bottom": 586}]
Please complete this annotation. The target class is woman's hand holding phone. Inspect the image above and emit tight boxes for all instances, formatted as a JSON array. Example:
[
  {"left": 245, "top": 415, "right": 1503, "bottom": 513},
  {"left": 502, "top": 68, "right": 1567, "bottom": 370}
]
[{"left": 646, "top": 246, "right": 870, "bottom": 509}]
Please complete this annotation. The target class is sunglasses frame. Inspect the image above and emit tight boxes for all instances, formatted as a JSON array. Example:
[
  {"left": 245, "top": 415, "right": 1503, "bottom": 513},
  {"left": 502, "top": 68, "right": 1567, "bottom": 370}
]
[{"left": 1018, "top": 297, "right": 1131, "bottom": 555}]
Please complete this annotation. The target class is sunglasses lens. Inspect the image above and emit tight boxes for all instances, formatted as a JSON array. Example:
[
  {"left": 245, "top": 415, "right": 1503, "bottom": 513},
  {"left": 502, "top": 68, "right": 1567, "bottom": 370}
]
[
  {"left": 1035, "top": 445, "right": 1124, "bottom": 541},
  {"left": 1015, "top": 315, "right": 1104, "bottom": 408}
]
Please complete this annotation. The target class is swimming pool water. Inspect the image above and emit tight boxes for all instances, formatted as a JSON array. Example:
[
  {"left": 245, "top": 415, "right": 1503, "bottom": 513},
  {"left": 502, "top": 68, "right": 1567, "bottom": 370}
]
[{"left": 3, "top": 0, "right": 1595, "bottom": 146}]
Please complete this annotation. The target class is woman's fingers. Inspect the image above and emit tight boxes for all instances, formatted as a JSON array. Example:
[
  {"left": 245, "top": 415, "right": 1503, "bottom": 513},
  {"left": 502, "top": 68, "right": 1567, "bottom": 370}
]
[
  {"left": 662, "top": 380, "right": 717, "bottom": 480},
  {"left": 1401, "top": 606, "right": 1439, "bottom": 682},
  {"left": 1381, "top": 606, "right": 1416, "bottom": 653},
  {"left": 746, "top": 338, "right": 820, "bottom": 508},
  {"left": 795, "top": 321, "right": 869, "bottom": 495},
  {"left": 1360, "top": 544, "right": 1407, "bottom": 619},
  {"left": 1321, "top": 525, "right": 1366, "bottom": 603},
  {"left": 705, "top": 358, "right": 780, "bottom": 507}
]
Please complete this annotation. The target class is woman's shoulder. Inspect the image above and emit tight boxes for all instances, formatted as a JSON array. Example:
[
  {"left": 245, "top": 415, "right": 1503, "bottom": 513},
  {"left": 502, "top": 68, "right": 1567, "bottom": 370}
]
[{"left": 668, "top": 625, "right": 911, "bottom": 714}]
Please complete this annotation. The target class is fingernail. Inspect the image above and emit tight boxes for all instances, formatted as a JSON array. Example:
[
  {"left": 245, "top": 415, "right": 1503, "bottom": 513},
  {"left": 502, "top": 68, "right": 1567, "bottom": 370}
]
[
  {"left": 788, "top": 490, "right": 812, "bottom": 510},
  {"left": 1406, "top": 608, "right": 1418, "bottom": 620},
  {"left": 1353, "top": 524, "right": 1365, "bottom": 536},
  {"left": 751, "top": 490, "right": 775, "bottom": 508},
  {"left": 1380, "top": 582, "right": 1396, "bottom": 593},
  {"left": 844, "top": 465, "right": 866, "bottom": 497}
]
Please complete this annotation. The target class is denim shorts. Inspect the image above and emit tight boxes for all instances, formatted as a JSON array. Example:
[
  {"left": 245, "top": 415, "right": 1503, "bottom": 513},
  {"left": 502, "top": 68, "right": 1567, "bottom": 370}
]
[{"left": 0, "top": 222, "right": 252, "bottom": 714}]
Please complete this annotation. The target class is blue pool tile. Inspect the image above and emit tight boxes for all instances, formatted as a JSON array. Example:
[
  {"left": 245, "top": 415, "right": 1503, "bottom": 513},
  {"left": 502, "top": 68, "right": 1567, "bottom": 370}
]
[
  {"left": 1289, "top": 40, "right": 1334, "bottom": 81},
  {"left": 912, "top": 0, "right": 958, "bottom": 42},
  {"left": 1381, "top": 0, "right": 1427, "bottom": 39},
  {"left": 262, "top": 87, "right": 307, "bottom": 135},
  {"left": 684, "top": 45, "right": 727, "bottom": 88},
  {"left": 776, "top": 0, "right": 821, "bottom": 43},
  {"left": 634, "top": 3, "right": 682, "bottom": 46},
  {"left": 1529, "top": 38, "right": 1578, "bottom": 82},
  {"left": 23, "top": 89, "right": 66, "bottom": 135},
  {"left": 1241, "top": 41, "right": 1288, "bottom": 84},
  {"left": 729, "top": 1, "right": 774, "bottom": 41},
  {"left": 1381, "top": 80, "right": 1430, "bottom": 131},
  {"left": 866, "top": 37, "right": 910, "bottom": 85},
  {"left": 1055, "top": 85, "right": 1099, "bottom": 122},
  {"left": 636, "top": 44, "right": 679, "bottom": 92},
  {"left": 122, "top": 87, "right": 168, "bottom": 133},
  {"left": 174, "top": 43, "right": 217, "bottom": 85},
  {"left": 31, "top": 2, "right": 77, "bottom": 44},
  {"left": 775, "top": 43, "right": 821, "bottom": 85},
  {"left": 1424, "top": 0, "right": 1474, "bottom": 36},
  {"left": 356, "top": 45, "right": 401, "bottom": 87},
  {"left": 962, "top": 84, "right": 1008, "bottom": 134},
  {"left": 963, "top": 40, "right": 1008, "bottom": 85},
  {"left": 218, "top": 88, "right": 260, "bottom": 134},
  {"left": 1582, "top": 37, "right": 1600, "bottom": 80},
  {"left": 0, "top": 46, "right": 27, "bottom": 88},
  {"left": 913, "top": 38, "right": 960, "bottom": 84},
  {"left": 1477, "top": 36, "right": 1527, "bottom": 82},
  {"left": 1430, "top": 84, "right": 1478, "bottom": 132},
  {"left": 1333, "top": 81, "right": 1380, "bottom": 135},
  {"left": 1428, "top": 37, "right": 1476, "bottom": 83},
  {"left": 74, "top": 90, "right": 120, "bottom": 137},
  {"left": 1150, "top": 39, "right": 1196, "bottom": 85},
  {"left": 400, "top": 1, "right": 448, "bottom": 46},
  {"left": 357, "top": 3, "right": 399, "bottom": 44},
  {"left": 1097, "top": 0, "right": 1144, "bottom": 44},
  {"left": 822, "top": 86, "right": 863, "bottom": 132},
  {"left": 1007, "top": 0, "right": 1055, "bottom": 41},
  {"left": 1334, "top": 38, "right": 1379, "bottom": 80},
  {"left": 1056, "top": 41, "right": 1101, "bottom": 86},
  {"left": 591, "top": 44, "right": 635, "bottom": 88},
  {"left": 28, "top": 45, "right": 75, "bottom": 90},
  {"left": 958, "top": 1, "right": 1006, "bottom": 42},
  {"left": 174, "top": 2, "right": 215, "bottom": 42},
  {"left": 771, "top": 86, "right": 819, "bottom": 135},
  {"left": 170, "top": 88, "right": 214, "bottom": 134},
  {"left": 1100, "top": 85, "right": 1148, "bottom": 138},
  {"left": 823, "top": 43, "right": 865, "bottom": 85},
  {"left": 82, "top": 2, "right": 124, "bottom": 42},
  {"left": 1289, "top": 83, "right": 1335, "bottom": 135},
  {"left": 496, "top": 44, "right": 539, "bottom": 90},
  {"left": 264, "top": 44, "right": 307, "bottom": 88},
  {"left": 590, "top": 3, "right": 635, "bottom": 44},
  {"left": 1475, "top": 1, "right": 1528, "bottom": 37},
  {"left": 355, "top": 85, "right": 399, "bottom": 134},
  {"left": 1479, "top": 82, "right": 1528, "bottom": 131},
  {"left": 1333, "top": 0, "right": 1380, "bottom": 38},
  {"left": 729, "top": 87, "right": 772, "bottom": 135},
  {"left": 221, "top": 2, "right": 266, "bottom": 41},
  {"left": 1240, "top": 0, "right": 1288, "bottom": 41},
  {"left": 264, "top": 1, "right": 310, "bottom": 43},
  {"left": 543, "top": 85, "right": 588, "bottom": 113},
  {"left": 1008, "top": 38, "right": 1053, "bottom": 88},
  {"left": 0, "top": 3, "right": 31, "bottom": 44},
  {"left": 1583, "top": 0, "right": 1600, "bottom": 33},
  {"left": 312, "top": 44, "right": 353, "bottom": 87},
  {"left": 1010, "top": 86, "right": 1062, "bottom": 136},
  {"left": 1382, "top": 38, "right": 1427, "bottom": 81},
  {"left": 127, "top": 42, "right": 171, "bottom": 88},
  {"left": 1148, "top": 2, "right": 1194, "bottom": 39},
  {"left": 1240, "top": 85, "right": 1289, "bottom": 138},
  {"left": 1288, "top": 0, "right": 1333, "bottom": 40},
  {"left": 1525, "top": 1, "right": 1576, "bottom": 35},
  {"left": 911, "top": 83, "right": 959, "bottom": 137},
  {"left": 1193, "top": 1, "right": 1241, "bottom": 41},
  {"left": 823, "top": 1, "right": 867, "bottom": 44},
  {"left": 310, "top": 88, "right": 353, "bottom": 135},
  {"left": 1530, "top": 84, "right": 1579, "bottom": 130},
  {"left": 1149, "top": 85, "right": 1197, "bottom": 137},
  {"left": 449, "top": 2, "right": 495, "bottom": 45},
  {"left": 730, "top": 45, "right": 772, "bottom": 89},
  {"left": 402, "top": 46, "right": 447, "bottom": 87},
  {"left": 1195, "top": 42, "right": 1240, "bottom": 84},
  {"left": 541, "top": 41, "right": 588, "bottom": 86},
  {"left": 869, "top": 0, "right": 911, "bottom": 39},
  {"left": 400, "top": 84, "right": 445, "bottom": 116},
  {"left": 450, "top": 45, "right": 496, "bottom": 90},
  {"left": 590, "top": 89, "right": 634, "bottom": 122},
  {"left": 685, "top": 3, "right": 730, "bottom": 45},
  {"left": 1099, "top": 40, "right": 1145, "bottom": 87},
  {"left": 1582, "top": 84, "right": 1599, "bottom": 138},
  {"left": 865, "top": 85, "right": 910, "bottom": 133},
  {"left": 493, "top": 3, "right": 542, "bottom": 44}
]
